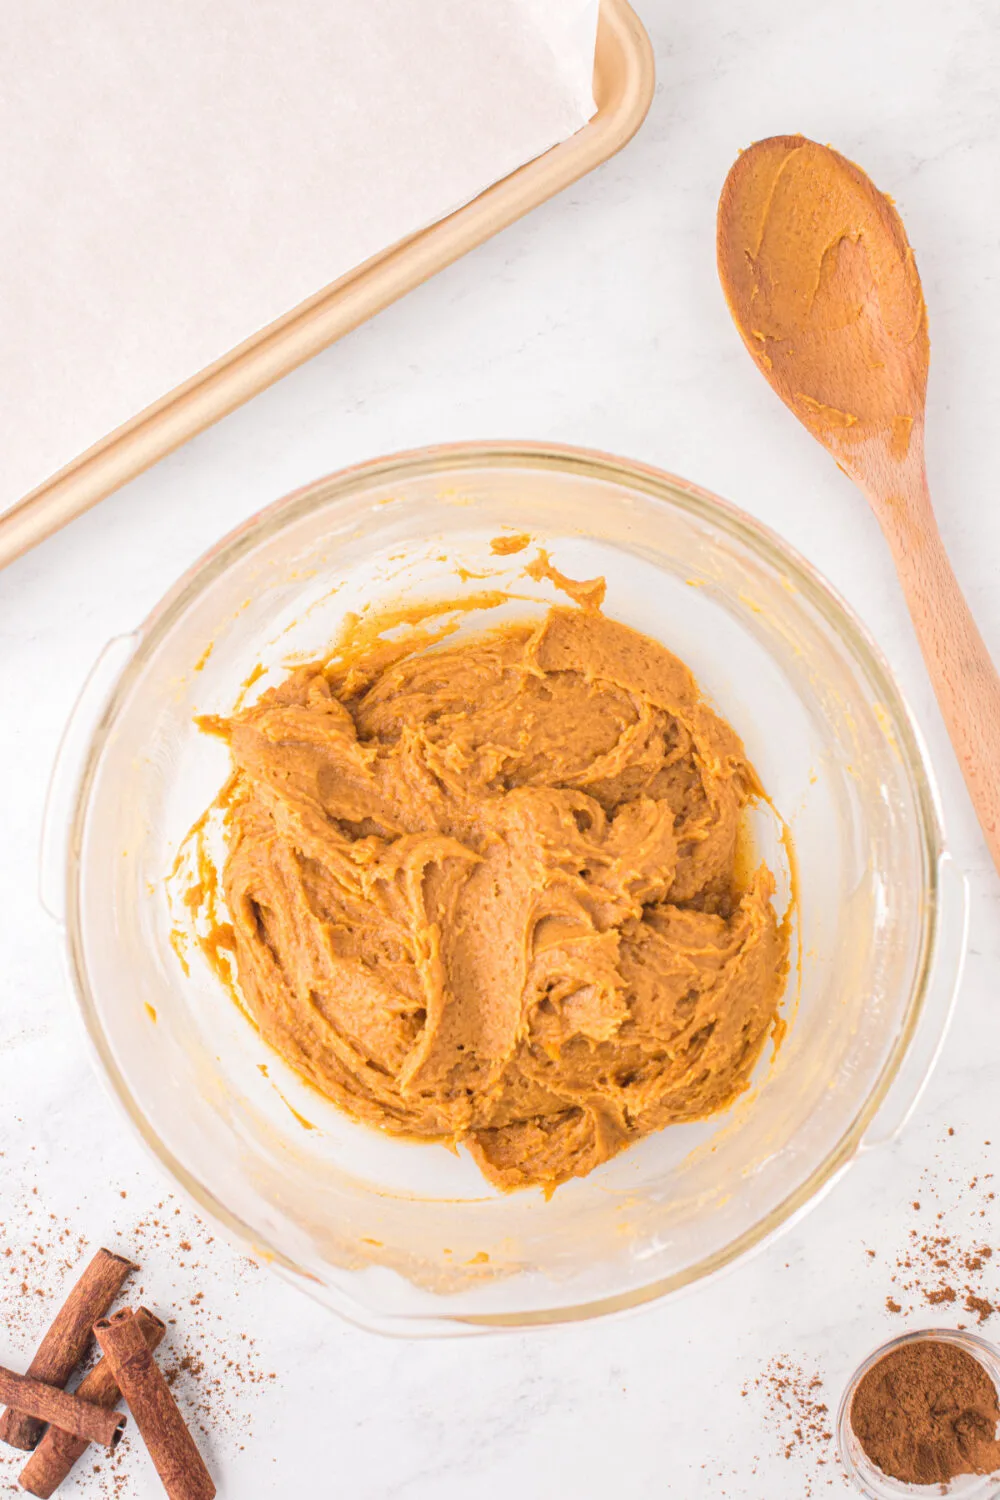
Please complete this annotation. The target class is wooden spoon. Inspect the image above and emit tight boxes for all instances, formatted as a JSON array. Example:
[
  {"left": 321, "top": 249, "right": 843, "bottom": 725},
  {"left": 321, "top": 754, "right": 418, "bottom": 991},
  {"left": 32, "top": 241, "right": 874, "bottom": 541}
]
[{"left": 717, "top": 134, "right": 1000, "bottom": 871}]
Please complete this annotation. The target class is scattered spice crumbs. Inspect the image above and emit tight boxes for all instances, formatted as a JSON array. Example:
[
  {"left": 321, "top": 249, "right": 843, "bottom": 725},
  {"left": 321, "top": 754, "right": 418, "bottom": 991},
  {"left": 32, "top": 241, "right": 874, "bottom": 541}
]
[
  {"left": 865, "top": 1129, "right": 998, "bottom": 1326},
  {"left": 742, "top": 1359, "right": 838, "bottom": 1496}
]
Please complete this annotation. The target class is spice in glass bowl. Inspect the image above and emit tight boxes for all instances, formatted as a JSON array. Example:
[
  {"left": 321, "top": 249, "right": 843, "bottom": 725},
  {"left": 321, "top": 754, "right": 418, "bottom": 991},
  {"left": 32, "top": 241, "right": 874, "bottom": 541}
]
[{"left": 849, "top": 1336, "right": 1000, "bottom": 1487}]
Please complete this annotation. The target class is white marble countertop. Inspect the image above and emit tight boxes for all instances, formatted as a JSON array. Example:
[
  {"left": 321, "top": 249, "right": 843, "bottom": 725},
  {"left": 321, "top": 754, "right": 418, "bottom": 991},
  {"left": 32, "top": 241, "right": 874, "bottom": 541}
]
[{"left": 3, "top": 1, "right": 1000, "bottom": 1494}]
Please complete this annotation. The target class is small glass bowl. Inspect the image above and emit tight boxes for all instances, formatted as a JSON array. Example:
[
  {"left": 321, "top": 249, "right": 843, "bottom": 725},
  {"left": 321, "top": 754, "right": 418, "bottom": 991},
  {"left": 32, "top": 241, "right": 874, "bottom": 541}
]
[{"left": 838, "top": 1329, "right": 1000, "bottom": 1498}]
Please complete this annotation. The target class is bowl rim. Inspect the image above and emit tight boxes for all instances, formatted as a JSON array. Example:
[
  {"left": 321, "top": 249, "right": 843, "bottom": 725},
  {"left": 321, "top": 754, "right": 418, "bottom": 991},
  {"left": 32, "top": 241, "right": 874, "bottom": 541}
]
[{"left": 65, "top": 439, "right": 948, "bottom": 1332}]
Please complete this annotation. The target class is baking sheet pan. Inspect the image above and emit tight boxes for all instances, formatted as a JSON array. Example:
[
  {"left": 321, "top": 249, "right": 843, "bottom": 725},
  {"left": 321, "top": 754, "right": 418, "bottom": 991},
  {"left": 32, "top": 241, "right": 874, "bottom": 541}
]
[{"left": 0, "top": 0, "right": 653, "bottom": 569}]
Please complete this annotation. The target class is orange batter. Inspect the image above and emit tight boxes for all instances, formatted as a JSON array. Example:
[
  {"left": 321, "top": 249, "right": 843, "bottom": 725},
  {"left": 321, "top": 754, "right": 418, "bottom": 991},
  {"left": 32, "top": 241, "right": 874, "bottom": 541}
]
[{"left": 205, "top": 607, "right": 788, "bottom": 1191}]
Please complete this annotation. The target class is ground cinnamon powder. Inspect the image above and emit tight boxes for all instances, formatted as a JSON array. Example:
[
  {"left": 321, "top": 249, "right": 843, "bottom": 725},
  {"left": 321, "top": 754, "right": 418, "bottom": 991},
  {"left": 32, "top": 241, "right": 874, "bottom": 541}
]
[{"left": 851, "top": 1341, "right": 1000, "bottom": 1486}]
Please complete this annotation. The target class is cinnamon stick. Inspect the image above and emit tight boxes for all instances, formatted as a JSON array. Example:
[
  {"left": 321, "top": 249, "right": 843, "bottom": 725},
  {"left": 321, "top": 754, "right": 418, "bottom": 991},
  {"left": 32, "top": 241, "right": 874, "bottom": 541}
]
[
  {"left": 19, "top": 1308, "right": 166, "bottom": 1499},
  {"left": 0, "top": 1247, "right": 135, "bottom": 1451},
  {"left": 0, "top": 1369, "right": 125, "bottom": 1450},
  {"left": 95, "top": 1310, "right": 215, "bottom": 1500}
]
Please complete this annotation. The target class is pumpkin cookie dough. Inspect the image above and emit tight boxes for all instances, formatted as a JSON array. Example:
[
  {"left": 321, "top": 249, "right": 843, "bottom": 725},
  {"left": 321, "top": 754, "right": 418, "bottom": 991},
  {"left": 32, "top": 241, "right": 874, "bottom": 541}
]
[{"left": 206, "top": 606, "right": 788, "bottom": 1191}]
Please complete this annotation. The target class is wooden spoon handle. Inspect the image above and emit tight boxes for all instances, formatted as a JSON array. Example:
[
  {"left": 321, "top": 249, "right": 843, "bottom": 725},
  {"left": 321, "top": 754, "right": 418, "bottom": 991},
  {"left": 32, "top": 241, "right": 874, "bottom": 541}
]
[{"left": 881, "top": 490, "right": 1000, "bottom": 871}]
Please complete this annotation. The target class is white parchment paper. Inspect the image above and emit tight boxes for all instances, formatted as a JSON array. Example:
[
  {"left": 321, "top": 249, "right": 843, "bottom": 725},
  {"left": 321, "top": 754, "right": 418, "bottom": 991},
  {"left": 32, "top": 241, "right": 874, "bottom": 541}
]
[{"left": 1, "top": 0, "right": 598, "bottom": 511}]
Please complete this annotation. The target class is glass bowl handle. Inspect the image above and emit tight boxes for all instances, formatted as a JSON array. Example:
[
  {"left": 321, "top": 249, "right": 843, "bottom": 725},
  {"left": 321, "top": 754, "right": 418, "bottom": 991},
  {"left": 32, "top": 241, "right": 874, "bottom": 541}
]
[
  {"left": 860, "top": 851, "right": 968, "bottom": 1153},
  {"left": 40, "top": 634, "right": 139, "bottom": 927}
]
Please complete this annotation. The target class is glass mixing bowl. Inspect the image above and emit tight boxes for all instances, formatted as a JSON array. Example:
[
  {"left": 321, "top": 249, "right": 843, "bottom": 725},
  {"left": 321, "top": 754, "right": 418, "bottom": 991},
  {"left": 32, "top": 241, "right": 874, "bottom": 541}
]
[{"left": 44, "top": 442, "right": 967, "bottom": 1334}]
